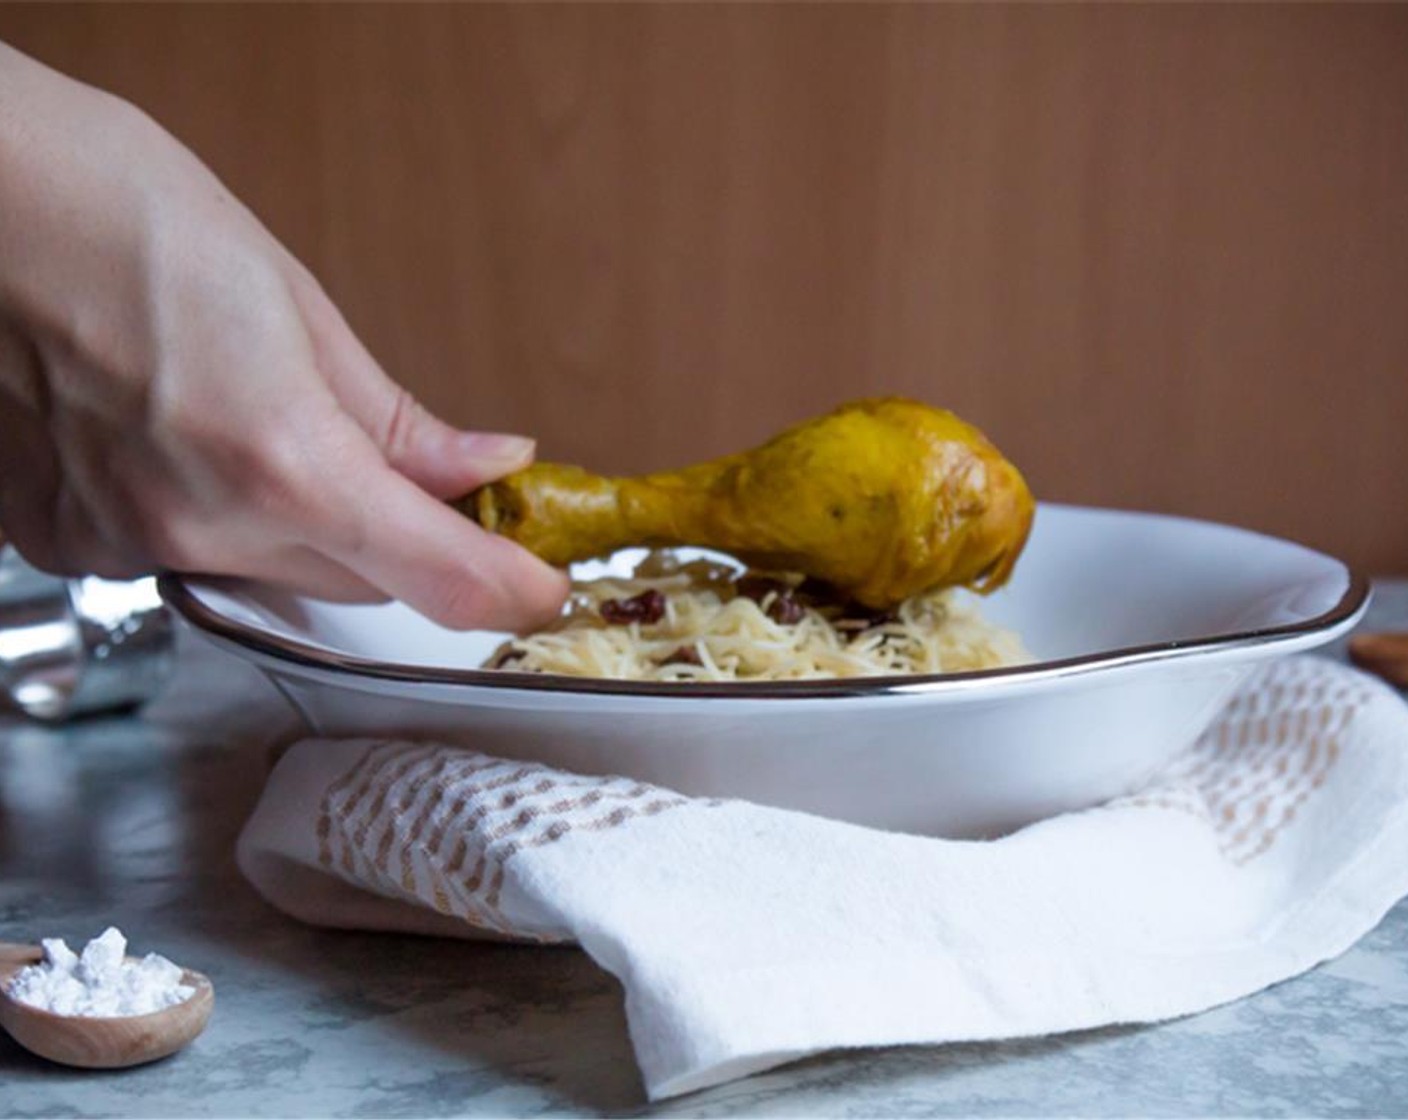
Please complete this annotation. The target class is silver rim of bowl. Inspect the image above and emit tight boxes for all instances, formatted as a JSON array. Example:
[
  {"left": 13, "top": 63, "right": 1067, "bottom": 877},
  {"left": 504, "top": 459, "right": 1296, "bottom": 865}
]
[{"left": 156, "top": 570, "right": 1371, "bottom": 702}]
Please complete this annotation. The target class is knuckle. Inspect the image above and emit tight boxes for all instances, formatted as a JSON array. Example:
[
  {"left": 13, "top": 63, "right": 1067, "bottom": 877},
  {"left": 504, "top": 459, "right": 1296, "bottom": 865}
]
[
  {"left": 381, "top": 388, "right": 426, "bottom": 466},
  {"left": 105, "top": 479, "right": 209, "bottom": 573},
  {"left": 186, "top": 421, "right": 320, "bottom": 525},
  {"left": 315, "top": 485, "right": 373, "bottom": 558},
  {"left": 240, "top": 433, "right": 319, "bottom": 516}
]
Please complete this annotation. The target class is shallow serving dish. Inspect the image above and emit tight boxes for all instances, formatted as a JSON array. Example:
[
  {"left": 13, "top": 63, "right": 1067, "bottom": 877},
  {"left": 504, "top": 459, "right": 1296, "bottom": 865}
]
[{"left": 161, "top": 504, "right": 1368, "bottom": 838}]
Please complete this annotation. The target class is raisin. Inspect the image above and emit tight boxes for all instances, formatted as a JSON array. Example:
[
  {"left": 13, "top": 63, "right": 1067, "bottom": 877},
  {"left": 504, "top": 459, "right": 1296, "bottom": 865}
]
[
  {"left": 766, "top": 592, "right": 806, "bottom": 625},
  {"left": 660, "top": 645, "right": 703, "bottom": 667},
  {"left": 735, "top": 574, "right": 792, "bottom": 603},
  {"left": 600, "top": 589, "right": 666, "bottom": 625},
  {"left": 796, "top": 576, "right": 837, "bottom": 603}
]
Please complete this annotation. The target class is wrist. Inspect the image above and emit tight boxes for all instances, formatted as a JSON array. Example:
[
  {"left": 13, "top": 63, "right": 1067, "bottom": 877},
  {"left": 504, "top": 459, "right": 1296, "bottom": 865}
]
[{"left": 0, "top": 47, "right": 155, "bottom": 344}]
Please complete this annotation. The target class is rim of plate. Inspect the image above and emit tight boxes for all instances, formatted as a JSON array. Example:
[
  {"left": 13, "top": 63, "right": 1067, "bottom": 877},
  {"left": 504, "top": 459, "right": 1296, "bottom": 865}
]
[{"left": 158, "top": 566, "right": 1371, "bottom": 702}]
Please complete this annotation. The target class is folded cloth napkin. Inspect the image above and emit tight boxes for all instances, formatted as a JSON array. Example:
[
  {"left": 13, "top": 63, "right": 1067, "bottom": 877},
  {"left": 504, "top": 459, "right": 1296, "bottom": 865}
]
[{"left": 237, "top": 655, "right": 1408, "bottom": 1100}]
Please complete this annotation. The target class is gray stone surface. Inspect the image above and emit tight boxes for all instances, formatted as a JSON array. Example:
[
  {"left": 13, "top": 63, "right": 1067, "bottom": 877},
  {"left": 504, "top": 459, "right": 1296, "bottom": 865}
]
[{"left": 1, "top": 584, "right": 1405, "bottom": 1118}]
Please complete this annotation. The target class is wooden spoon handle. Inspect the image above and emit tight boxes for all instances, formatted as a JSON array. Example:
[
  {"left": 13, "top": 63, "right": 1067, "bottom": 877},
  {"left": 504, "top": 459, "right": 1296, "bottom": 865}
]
[
  {"left": 0, "top": 942, "right": 42, "bottom": 973},
  {"left": 1349, "top": 632, "right": 1408, "bottom": 689}
]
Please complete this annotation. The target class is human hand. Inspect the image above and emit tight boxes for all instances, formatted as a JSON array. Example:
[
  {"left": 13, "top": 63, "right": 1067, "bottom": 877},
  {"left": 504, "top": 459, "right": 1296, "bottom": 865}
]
[{"left": 0, "top": 42, "right": 568, "bottom": 632}]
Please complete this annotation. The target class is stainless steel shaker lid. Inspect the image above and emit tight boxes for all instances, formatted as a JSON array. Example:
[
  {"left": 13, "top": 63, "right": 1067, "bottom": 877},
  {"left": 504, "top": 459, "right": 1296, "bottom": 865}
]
[{"left": 0, "top": 548, "right": 174, "bottom": 721}]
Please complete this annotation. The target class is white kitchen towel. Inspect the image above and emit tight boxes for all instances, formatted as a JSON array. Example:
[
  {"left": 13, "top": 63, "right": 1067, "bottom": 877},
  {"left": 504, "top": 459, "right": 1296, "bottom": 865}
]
[{"left": 237, "top": 655, "right": 1408, "bottom": 1101}]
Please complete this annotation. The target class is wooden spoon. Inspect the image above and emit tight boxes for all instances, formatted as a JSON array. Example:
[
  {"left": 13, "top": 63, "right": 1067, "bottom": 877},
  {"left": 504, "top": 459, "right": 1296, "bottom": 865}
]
[{"left": 0, "top": 941, "right": 214, "bottom": 1069}]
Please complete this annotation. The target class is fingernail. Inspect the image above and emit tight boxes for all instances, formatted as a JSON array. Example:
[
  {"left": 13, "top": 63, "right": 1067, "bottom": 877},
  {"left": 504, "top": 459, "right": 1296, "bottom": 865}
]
[{"left": 459, "top": 433, "right": 535, "bottom": 465}]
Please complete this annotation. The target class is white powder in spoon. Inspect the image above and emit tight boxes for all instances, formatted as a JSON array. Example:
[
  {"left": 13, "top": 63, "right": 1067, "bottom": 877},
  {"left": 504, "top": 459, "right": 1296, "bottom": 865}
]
[{"left": 6, "top": 927, "right": 195, "bottom": 1017}]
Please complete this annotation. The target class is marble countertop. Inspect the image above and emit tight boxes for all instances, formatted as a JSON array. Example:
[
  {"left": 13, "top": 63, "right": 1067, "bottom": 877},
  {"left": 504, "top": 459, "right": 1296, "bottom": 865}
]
[{"left": 2, "top": 585, "right": 1407, "bottom": 1118}]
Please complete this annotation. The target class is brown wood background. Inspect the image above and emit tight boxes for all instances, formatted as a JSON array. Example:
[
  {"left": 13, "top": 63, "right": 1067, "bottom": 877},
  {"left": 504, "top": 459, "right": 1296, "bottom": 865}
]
[{"left": 3, "top": 3, "right": 1406, "bottom": 572}]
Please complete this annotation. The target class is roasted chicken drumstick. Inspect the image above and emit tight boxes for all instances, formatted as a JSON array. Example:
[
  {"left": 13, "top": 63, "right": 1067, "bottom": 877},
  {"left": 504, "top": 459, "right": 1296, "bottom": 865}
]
[{"left": 456, "top": 397, "right": 1034, "bottom": 610}]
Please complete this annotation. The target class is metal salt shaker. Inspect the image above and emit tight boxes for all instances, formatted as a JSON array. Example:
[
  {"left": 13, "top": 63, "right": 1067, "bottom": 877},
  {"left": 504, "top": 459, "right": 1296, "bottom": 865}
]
[{"left": 0, "top": 546, "right": 175, "bottom": 721}]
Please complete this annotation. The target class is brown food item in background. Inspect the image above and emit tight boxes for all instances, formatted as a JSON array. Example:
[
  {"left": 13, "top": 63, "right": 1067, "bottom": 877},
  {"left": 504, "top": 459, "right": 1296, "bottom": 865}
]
[
  {"left": 1348, "top": 632, "right": 1408, "bottom": 689},
  {"left": 600, "top": 589, "right": 667, "bottom": 626}
]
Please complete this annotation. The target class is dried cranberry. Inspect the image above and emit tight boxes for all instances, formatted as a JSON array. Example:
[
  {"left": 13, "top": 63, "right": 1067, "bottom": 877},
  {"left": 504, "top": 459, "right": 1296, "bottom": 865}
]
[{"left": 600, "top": 589, "right": 666, "bottom": 626}]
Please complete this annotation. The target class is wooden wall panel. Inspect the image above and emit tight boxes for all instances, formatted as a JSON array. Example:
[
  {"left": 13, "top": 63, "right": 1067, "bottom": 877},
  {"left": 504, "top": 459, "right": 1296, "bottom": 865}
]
[{"left": 2, "top": 4, "right": 1406, "bottom": 571}]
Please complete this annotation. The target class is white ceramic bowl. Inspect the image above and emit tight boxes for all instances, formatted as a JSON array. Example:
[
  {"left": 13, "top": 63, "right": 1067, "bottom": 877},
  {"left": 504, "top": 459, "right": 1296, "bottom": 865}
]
[{"left": 161, "top": 504, "right": 1368, "bottom": 838}]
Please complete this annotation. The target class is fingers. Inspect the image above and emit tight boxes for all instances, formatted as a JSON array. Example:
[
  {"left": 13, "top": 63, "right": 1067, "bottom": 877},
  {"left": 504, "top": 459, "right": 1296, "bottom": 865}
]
[
  {"left": 380, "top": 400, "right": 537, "bottom": 500},
  {"left": 0, "top": 346, "right": 63, "bottom": 567},
  {"left": 288, "top": 280, "right": 567, "bottom": 629},
  {"left": 0, "top": 458, "right": 140, "bottom": 579},
  {"left": 213, "top": 545, "right": 388, "bottom": 604},
  {"left": 2, "top": 481, "right": 146, "bottom": 581},
  {"left": 50, "top": 483, "right": 149, "bottom": 579},
  {"left": 0, "top": 460, "right": 60, "bottom": 573},
  {"left": 309, "top": 451, "right": 569, "bottom": 632},
  {"left": 296, "top": 281, "right": 535, "bottom": 498},
  {"left": 3, "top": 388, "right": 561, "bottom": 629}
]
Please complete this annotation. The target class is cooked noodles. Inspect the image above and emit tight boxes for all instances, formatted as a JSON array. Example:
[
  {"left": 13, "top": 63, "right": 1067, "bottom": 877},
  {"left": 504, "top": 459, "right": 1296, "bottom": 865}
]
[{"left": 485, "top": 550, "right": 1029, "bottom": 682}]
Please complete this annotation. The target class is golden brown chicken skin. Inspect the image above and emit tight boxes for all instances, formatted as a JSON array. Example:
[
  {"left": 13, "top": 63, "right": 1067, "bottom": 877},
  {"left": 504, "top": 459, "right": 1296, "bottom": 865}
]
[{"left": 456, "top": 397, "right": 1034, "bottom": 610}]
